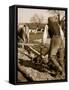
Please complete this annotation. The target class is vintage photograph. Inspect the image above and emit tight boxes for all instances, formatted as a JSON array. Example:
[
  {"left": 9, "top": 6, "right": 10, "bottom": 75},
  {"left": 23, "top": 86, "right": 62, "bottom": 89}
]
[{"left": 17, "top": 7, "right": 66, "bottom": 82}]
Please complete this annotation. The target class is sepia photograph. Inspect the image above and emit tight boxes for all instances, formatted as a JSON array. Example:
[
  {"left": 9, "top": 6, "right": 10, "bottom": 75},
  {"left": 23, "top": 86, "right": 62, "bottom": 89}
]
[{"left": 17, "top": 6, "right": 67, "bottom": 83}]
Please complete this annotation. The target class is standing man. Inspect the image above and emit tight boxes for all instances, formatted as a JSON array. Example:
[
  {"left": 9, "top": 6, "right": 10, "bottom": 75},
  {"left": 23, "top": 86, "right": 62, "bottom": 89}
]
[
  {"left": 25, "top": 25, "right": 29, "bottom": 43},
  {"left": 23, "top": 25, "right": 29, "bottom": 43},
  {"left": 48, "top": 16, "right": 64, "bottom": 76},
  {"left": 43, "top": 24, "right": 48, "bottom": 45}
]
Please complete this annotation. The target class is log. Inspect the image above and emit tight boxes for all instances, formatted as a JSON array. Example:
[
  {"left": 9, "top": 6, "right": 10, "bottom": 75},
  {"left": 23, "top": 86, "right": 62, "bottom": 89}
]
[
  {"left": 18, "top": 63, "right": 54, "bottom": 81},
  {"left": 18, "top": 63, "right": 33, "bottom": 81},
  {"left": 24, "top": 45, "right": 45, "bottom": 59}
]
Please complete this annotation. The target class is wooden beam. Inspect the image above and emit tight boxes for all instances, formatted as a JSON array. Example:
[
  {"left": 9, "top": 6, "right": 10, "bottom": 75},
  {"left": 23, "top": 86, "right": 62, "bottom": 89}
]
[{"left": 24, "top": 45, "right": 45, "bottom": 59}]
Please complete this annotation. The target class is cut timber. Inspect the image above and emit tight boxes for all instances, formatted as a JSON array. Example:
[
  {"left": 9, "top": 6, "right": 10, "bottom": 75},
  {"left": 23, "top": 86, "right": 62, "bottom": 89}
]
[
  {"left": 18, "top": 45, "right": 48, "bottom": 64},
  {"left": 18, "top": 63, "right": 55, "bottom": 81},
  {"left": 24, "top": 45, "right": 46, "bottom": 59}
]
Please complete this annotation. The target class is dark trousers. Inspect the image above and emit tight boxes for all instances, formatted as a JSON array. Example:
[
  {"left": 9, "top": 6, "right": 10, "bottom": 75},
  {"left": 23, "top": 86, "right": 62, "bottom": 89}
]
[{"left": 48, "top": 35, "right": 64, "bottom": 73}]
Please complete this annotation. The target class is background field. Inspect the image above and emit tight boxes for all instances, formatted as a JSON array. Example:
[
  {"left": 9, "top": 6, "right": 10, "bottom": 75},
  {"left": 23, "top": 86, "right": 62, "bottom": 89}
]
[{"left": 29, "top": 32, "right": 43, "bottom": 43}]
